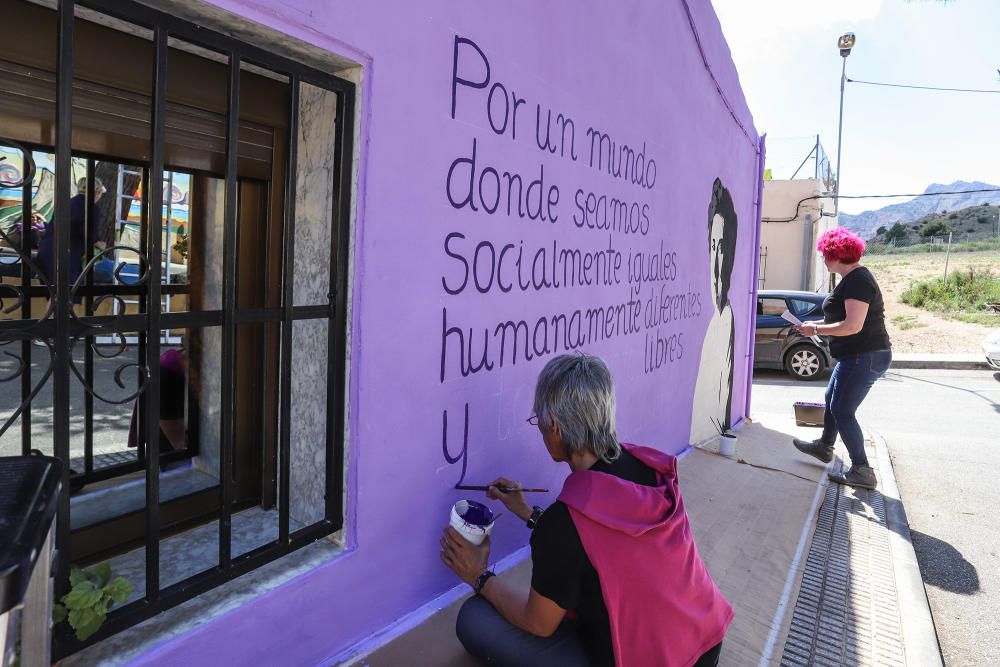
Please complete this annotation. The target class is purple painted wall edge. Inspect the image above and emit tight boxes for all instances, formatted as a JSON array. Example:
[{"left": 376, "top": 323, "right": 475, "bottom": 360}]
[{"left": 129, "top": 2, "right": 761, "bottom": 664}]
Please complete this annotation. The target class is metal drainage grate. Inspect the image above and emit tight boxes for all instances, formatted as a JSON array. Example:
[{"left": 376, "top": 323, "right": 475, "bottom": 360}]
[{"left": 780, "top": 460, "right": 905, "bottom": 667}]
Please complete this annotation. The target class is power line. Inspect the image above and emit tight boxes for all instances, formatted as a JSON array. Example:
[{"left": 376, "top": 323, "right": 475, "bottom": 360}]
[
  {"left": 834, "top": 187, "right": 1000, "bottom": 200},
  {"left": 846, "top": 78, "right": 1000, "bottom": 94},
  {"left": 762, "top": 188, "right": 1000, "bottom": 223}
]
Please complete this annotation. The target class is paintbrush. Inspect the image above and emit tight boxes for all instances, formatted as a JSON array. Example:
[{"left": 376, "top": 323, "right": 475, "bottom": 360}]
[{"left": 456, "top": 485, "right": 549, "bottom": 493}]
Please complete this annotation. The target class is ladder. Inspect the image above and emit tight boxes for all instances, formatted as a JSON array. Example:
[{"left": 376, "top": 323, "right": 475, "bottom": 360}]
[{"left": 102, "top": 165, "right": 180, "bottom": 345}]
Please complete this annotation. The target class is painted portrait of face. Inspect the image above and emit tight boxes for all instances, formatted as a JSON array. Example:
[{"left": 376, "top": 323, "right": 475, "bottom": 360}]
[
  {"left": 706, "top": 179, "right": 738, "bottom": 313},
  {"left": 710, "top": 213, "right": 725, "bottom": 302}
]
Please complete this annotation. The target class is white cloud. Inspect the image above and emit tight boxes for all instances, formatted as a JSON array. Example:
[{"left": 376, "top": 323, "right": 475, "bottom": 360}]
[
  {"left": 713, "top": 0, "right": 883, "bottom": 59},
  {"left": 713, "top": 0, "right": 882, "bottom": 34}
]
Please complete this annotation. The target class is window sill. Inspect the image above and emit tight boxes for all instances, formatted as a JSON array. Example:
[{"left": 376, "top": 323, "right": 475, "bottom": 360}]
[{"left": 59, "top": 533, "right": 346, "bottom": 666}]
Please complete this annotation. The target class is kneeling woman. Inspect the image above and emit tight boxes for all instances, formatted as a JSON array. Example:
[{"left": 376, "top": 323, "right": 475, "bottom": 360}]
[{"left": 440, "top": 353, "right": 732, "bottom": 667}]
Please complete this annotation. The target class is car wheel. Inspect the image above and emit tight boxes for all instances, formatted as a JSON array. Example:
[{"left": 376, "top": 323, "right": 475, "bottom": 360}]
[{"left": 784, "top": 344, "right": 826, "bottom": 381}]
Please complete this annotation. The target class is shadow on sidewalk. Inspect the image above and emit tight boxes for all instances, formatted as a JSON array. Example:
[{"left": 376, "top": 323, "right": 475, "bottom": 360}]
[{"left": 910, "top": 528, "right": 980, "bottom": 595}]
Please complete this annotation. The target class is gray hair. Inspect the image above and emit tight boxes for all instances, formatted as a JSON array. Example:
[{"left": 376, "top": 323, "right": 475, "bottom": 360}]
[
  {"left": 77, "top": 177, "right": 105, "bottom": 196},
  {"left": 533, "top": 353, "right": 620, "bottom": 462}
]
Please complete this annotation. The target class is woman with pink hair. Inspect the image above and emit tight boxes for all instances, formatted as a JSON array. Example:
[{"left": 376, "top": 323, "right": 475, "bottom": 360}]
[{"left": 791, "top": 228, "right": 891, "bottom": 489}]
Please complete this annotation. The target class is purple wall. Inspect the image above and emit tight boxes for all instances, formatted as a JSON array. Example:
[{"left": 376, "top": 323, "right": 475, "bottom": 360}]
[{"left": 133, "top": 1, "right": 761, "bottom": 664}]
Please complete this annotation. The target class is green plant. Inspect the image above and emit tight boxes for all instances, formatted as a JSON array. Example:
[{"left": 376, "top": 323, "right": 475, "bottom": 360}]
[
  {"left": 172, "top": 223, "right": 189, "bottom": 260},
  {"left": 886, "top": 222, "right": 908, "bottom": 241},
  {"left": 52, "top": 565, "right": 133, "bottom": 641},
  {"left": 901, "top": 268, "right": 1000, "bottom": 326},
  {"left": 919, "top": 219, "right": 950, "bottom": 238},
  {"left": 891, "top": 315, "right": 926, "bottom": 330}
]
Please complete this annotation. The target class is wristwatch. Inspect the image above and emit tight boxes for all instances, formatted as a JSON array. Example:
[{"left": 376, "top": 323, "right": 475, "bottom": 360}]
[
  {"left": 473, "top": 570, "right": 495, "bottom": 595},
  {"left": 526, "top": 506, "right": 544, "bottom": 530}
]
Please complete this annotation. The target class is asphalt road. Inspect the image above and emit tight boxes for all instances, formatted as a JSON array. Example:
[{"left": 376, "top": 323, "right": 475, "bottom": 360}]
[
  {"left": 0, "top": 349, "right": 137, "bottom": 459},
  {"left": 752, "top": 367, "right": 1000, "bottom": 667}
]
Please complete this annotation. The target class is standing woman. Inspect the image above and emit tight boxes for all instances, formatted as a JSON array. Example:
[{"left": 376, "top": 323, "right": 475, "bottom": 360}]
[{"left": 791, "top": 228, "right": 891, "bottom": 489}]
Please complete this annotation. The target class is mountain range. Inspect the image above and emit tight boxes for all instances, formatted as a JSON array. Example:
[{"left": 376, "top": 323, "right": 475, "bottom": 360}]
[{"left": 839, "top": 181, "right": 1000, "bottom": 239}]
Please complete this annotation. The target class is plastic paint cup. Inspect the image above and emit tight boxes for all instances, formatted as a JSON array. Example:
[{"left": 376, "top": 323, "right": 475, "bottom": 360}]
[
  {"left": 719, "top": 433, "right": 737, "bottom": 457},
  {"left": 450, "top": 500, "right": 496, "bottom": 545}
]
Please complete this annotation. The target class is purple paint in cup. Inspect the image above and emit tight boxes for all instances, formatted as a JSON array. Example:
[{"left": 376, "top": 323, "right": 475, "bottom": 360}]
[{"left": 450, "top": 500, "right": 496, "bottom": 545}]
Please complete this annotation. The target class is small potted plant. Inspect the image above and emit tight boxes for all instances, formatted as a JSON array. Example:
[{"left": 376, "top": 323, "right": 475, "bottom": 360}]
[
  {"left": 712, "top": 418, "right": 737, "bottom": 457},
  {"left": 52, "top": 564, "right": 133, "bottom": 641}
]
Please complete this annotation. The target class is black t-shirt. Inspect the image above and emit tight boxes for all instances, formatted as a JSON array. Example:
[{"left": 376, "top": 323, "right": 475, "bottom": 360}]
[
  {"left": 530, "top": 449, "right": 658, "bottom": 667},
  {"left": 822, "top": 266, "right": 891, "bottom": 359}
]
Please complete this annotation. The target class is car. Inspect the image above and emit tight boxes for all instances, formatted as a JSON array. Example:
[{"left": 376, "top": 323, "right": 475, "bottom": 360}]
[
  {"left": 983, "top": 331, "right": 1000, "bottom": 370},
  {"left": 754, "top": 290, "right": 833, "bottom": 381}
]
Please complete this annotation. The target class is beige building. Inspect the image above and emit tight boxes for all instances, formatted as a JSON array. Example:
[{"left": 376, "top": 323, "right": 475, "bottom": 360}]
[{"left": 759, "top": 178, "right": 837, "bottom": 293}]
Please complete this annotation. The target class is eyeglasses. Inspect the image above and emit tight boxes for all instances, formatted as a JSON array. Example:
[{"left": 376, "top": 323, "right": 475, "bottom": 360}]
[{"left": 526, "top": 414, "right": 539, "bottom": 427}]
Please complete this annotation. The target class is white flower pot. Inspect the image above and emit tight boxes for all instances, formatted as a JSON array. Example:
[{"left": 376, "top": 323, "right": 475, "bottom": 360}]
[{"left": 718, "top": 434, "right": 737, "bottom": 457}]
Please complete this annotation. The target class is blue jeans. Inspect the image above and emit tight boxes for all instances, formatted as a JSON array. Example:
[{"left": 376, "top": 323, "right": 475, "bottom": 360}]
[{"left": 821, "top": 349, "right": 892, "bottom": 467}]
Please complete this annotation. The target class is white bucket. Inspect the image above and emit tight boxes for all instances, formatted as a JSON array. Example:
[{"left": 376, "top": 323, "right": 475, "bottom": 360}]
[
  {"left": 449, "top": 500, "right": 496, "bottom": 545},
  {"left": 719, "top": 434, "right": 737, "bottom": 457}
]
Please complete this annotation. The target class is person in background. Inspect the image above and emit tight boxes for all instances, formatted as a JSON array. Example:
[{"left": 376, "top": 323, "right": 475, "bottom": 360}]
[
  {"left": 792, "top": 228, "right": 892, "bottom": 489},
  {"left": 440, "top": 353, "right": 732, "bottom": 667},
  {"left": 128, "top": 347, "right": 188, "bottom": 453},
  {"left": 35, "top": 177, "right": 106, "bottom": 287}
]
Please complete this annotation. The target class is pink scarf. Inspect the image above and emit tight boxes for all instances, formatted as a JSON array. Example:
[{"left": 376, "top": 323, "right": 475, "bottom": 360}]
[{"left": 558, "top": 443, "right": 733, "bottom": 667}]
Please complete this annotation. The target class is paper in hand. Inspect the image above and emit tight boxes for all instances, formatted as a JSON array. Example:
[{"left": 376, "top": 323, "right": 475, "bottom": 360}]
[{"left": 781, "top": 310, "right": 823, "bottom": 345}]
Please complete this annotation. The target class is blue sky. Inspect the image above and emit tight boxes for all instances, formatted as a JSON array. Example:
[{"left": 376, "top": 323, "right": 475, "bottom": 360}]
[{"left": 713, "top": 0, "right": 1000, "bottom": 214}]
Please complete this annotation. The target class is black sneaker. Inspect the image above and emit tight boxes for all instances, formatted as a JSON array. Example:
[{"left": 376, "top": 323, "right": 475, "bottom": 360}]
[
  {"left": 792, "top": 437, "right": 834, "bottom": 464},
  {"left": 829, "top": 465, "right": 877, "bottom": 490}
]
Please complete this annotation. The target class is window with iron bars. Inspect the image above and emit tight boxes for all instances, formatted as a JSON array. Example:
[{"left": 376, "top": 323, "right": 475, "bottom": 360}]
[{"left": 0, "top": 0, "right": 354, "bottom": 657}]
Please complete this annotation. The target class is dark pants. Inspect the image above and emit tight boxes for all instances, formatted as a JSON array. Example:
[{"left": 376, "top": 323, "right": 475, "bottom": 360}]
[
  {"left": 821, "top": 349, "right": 892, "bottom": 467},
  {"left": 455, "top": 595, "right": 723, "bottom": 667}
]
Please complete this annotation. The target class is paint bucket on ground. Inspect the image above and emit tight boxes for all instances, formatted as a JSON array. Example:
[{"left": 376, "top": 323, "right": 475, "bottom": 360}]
[
  {"left": 794, "top": 401, "right": 826, "bottom": 427},
  {"left": 450, "top": 500, "right": 496, "bottom": 545},
  {"left": 719, "top": 433, "right": 737, "bottom": 457}
]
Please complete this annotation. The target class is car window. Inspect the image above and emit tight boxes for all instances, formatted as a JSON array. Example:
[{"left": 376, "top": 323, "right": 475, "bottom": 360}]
[
  {"left": 759, "top": 298, "right": 786, "bottom": 316},
  {"left": 789, "top": 298, "right": 817, "bottom": 316}
]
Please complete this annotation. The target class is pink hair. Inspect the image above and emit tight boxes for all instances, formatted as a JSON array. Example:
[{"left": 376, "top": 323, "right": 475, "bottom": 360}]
[{"left": 817, "top": 227, "right": 865, "bottom": 263}]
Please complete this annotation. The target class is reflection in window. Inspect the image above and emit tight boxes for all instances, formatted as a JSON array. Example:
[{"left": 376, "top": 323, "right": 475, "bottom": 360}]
[
  {"left": 759, "top": 298, "right": 787, "bottom": 317},
  {"left": 789, "top": 298, "right": 817, "bottom": 317}
]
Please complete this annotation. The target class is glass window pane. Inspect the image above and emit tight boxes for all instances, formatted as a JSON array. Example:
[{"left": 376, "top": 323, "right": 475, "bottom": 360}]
[
  {"left": 760, "top": 298, "right": 786, "bottom": 316},
  {"left": 789, "top": 298, "right": 817, "bottom": 316}
]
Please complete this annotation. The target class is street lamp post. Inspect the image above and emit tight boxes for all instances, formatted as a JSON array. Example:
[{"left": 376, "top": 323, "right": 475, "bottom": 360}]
[{"left": 834, "top": 32, "right": 855, "bottom": 214}]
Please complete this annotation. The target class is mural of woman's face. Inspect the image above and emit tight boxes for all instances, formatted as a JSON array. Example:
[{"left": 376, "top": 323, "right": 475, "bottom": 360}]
[{"left": 710, "top": 213, "right": 725, "bottom": 307}]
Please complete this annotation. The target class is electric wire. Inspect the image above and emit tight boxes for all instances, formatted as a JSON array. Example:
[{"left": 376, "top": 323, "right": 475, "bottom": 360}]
[
  {"left": 846, "top": 78, "right": 1000, "bottom": 95},
  {"left": 762, "top": 188, "right": 1000, "bottom": 223}
]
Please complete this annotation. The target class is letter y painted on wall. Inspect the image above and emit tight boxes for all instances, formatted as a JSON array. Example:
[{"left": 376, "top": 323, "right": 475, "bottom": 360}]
[{"left": 442, "top": 403, "right": 469, "bottom": 486}]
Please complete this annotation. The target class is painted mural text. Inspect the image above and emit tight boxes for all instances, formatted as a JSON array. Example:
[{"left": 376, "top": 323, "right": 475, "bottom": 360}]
[
  {"left": 441, "top": 34, "right": 706, "bottom": 485},
  {"left": 451, "top": 36, "right": 658, "bottom": 193},
  {"left": 447, "top": 138, "right": 560, "bottom": 222}
]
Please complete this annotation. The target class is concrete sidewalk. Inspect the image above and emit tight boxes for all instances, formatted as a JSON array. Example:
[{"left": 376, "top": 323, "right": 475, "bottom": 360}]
[
  {"left": 890, "top": 353, "right": 988, "bottom": 370},
  {"left": 343, "top": 411, "right": 939, "bottom": 666}
]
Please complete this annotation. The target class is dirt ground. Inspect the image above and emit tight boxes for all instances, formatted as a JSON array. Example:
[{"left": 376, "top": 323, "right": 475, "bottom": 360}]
[{"left": 864, "top": 249, "right": 1000, "bottom": 353}]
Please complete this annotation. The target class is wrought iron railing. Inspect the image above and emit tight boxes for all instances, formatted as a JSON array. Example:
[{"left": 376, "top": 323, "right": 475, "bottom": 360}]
[{"left": 0, "top": 0, "right": 354, "bottom": 657}]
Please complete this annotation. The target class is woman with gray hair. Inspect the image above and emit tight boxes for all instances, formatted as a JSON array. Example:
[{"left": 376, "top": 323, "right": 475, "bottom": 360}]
[
  {"left": 440, "top": 353, "right": 732, "bottom": 667},
  {"left": 35, "top": 176, "right": 107, "bottom": 288}
]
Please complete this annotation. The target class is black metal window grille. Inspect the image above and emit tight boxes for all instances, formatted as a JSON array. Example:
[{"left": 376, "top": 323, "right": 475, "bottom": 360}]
[{"left": 0, "top": 0, "right": 354, "bottom": 656}]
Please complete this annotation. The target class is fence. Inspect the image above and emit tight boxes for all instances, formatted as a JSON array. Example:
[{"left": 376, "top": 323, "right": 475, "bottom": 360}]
[
  {"left": 764, "top": 135, "right": 836, "bottom": 192},
  {"left": 865, "top": 231, "right": 1000, "bottom": 256}
]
